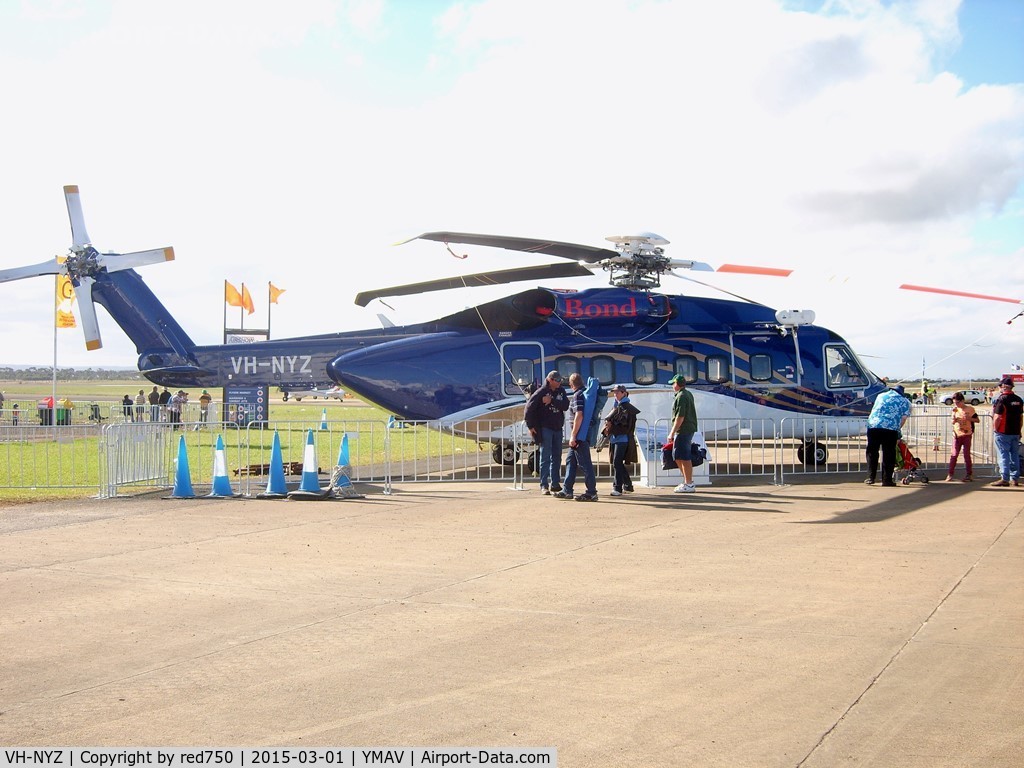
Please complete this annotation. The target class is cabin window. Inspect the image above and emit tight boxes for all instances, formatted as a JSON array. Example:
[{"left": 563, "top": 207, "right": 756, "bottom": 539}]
[
  {"left": 555, "top": 356, "right": 579, "bottom": 383},
  {"left": 706, "top": 355, "right": 730, "bottom": 384},
  {"left": 591, "top": 356, "right": 615, "bottom": 385},
  {"left": 633, "top": 356, "right": 658, "bottom": 386},
  {"left": 825, "top": 345, "right": 867, "bottom": 388},
  {"left": 749, "top": 354, "right": 772, "bottom": 382},
  {"left": 674, "top": 356, "right": 698, "bottom": 384},
  {"left": 505, "top": 358, "right": 535, "bottom": 396}
]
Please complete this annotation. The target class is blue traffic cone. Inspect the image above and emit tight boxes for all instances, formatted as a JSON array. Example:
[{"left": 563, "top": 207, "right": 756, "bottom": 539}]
[
  {"left": 331, "top": 432, "right": 363, "bottom": 499},
  {"left": 208, "top": 434, "right": 237, "bottom": 497},
  {"left": 257, "top": 430, "right": 288, "bottom": 499},
  {"left": 336, "top": 432, "right": 350, "bottom": 467},
  {"left": 289, "top": 429, "right": 329, "bottom": 499},
  {"left": 170, "top": 435, "right": 195, "bottom": 498},
  {"left": 319, "top": 407, "right": 328, "bottom": 431}
]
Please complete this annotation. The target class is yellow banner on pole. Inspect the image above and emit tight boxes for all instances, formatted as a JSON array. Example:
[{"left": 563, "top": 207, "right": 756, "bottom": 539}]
[{"left": 55, "top": 260, "right": 76, "bottom": 329}]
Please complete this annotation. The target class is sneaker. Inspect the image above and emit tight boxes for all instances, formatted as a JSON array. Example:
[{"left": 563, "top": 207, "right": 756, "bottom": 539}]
[
  {"left": 682, "top": 483, "right": 696, "bottom": 493},
  {"left": 962, "top": 475, "right": 973, "bottom": 483},
  {"left": 990, "top": 480, "right": 1010, "bottom": 487},
  {"left": 550, "top": 484, "right": 562, "bottom": 493},
  {"left": 541, "top": 487, "right": 551, "bottom": 496},
  {"left": 944, "top": 475, "right": 954, "bottom": 482},
  {"left": 609, "top": 489, "right": 622, "bottom": 497},
  {"left": 623, "top": 486, "right": 635, "bottom": 493},
  {"left": 574, "top": 493, "right": 598, "bottom": 502},
  {"left": 552, "top": 490, "right": 573, "bottom": 499},
  {"left": 673, "top": 483, "right": 688, "bottom": 493},
  {"left": 863, "top": 478, "right": 875, "bottom": 485},
  {"left": 1014, "top": 480, "right": 1021, "bottom": 487}
]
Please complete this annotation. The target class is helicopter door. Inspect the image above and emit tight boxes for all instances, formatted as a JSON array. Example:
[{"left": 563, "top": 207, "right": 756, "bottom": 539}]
[
  {"left": 500, "top": 342, "right": 544, "bottom": 397},
  {"left": 730, "top": 331, "right": 802, "bottom": 389}
]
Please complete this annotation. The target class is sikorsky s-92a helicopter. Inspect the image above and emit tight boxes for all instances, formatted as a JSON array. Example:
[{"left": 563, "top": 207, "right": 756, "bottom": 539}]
[{"left": 4, "top": 187, "right": 1013, "bottom": 465}]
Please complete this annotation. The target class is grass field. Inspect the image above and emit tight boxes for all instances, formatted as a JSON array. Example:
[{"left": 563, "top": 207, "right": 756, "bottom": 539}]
[{"left": 0, "top": 379, "right": 499, "bottom": 502}]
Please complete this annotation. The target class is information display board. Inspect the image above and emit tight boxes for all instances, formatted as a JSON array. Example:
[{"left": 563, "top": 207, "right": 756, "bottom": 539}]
[{"left": 223, "top": 384, "right": 268, "bottom": 428}]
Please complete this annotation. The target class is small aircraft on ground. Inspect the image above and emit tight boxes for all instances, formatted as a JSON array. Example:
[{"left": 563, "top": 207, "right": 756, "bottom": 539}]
[{"left": 3, "top": 187, "right": 1017, "bottom": 465}]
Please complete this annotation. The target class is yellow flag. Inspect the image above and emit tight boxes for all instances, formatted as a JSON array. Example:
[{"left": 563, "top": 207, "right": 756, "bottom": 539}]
[
  {"left": 269, "top": 282, "right": 286, "bottom": 304},
  {"left": 225, "top": 280, "right": 243, "bottom": 307},
  {"left": 55, "top": 260, "right": 76, "bottom": 329},
  {"left": 241, "top": 283, "right": 255, "bottom": 315}
]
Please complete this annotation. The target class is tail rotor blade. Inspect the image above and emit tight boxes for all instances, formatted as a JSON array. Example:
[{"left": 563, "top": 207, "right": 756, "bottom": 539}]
[
  {"left": 0, "top": 259, "right": 63, "bottom": 284},
  {"left": 63, "top": 185, "right": 92, "bottom": 247},
  {"left": 99, "top": 247, "right": 175, "bottom": 272},
  {"left": 75, "top": 277, "right": 103, "bottom": 350}
]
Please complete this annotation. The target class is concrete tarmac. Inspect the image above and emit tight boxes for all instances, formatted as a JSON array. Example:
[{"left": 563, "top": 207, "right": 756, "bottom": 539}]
[{"left": 0, "top": 478, "right": 1021, "bottom": 767}]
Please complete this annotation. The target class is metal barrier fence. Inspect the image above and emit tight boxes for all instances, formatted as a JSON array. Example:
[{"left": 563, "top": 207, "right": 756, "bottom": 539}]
[{"left": 0, "top": 408, "right": 1001, "bottom": 495}]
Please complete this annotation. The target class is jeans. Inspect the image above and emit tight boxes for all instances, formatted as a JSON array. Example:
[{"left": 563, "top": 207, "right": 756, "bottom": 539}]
[
  {"left": 866, "top": 427, "right": 899, "bottom": 484},
  {"left": 538, "top": 427, "right": 563, "bottom": 489},
  {"left": 993, "top": 432, "right": 1021, "bottom": 481},
  {"left": 563, "top": 441, "right": 596, "bottom": 496},
  {"left": 610, "top": 441, "right": 632, "bottom": 491},
  {"left": 947, "top": 434, "right": 973, "bottom": 477}
]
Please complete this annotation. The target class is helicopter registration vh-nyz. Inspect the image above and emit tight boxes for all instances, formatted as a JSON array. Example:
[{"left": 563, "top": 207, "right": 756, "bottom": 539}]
[{"left": 3, "top": 186, "right": 898, "bottom": 465}]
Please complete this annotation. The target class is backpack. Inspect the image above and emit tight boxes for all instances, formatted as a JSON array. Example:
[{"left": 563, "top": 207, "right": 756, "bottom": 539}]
[{"left": 582, "top": 377, "right": 608, "bottom": 444}]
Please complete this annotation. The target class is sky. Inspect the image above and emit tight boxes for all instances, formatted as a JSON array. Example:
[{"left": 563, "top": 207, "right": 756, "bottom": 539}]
[{"left": 1, "top": 0, "right": 1022, "bottom": 381}]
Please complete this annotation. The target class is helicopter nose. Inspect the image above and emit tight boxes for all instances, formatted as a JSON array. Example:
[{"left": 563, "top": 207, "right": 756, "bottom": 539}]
[{"left": 327, "top": 332, "right": 494, "bottom": 420}]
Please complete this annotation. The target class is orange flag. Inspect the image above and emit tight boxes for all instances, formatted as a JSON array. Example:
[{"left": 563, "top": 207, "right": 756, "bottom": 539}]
[
  {"left": 225, "top": 280, "right": 243, "bottom": 308},
  {"left": 269, "top": 282, "right": 286, "bottom": 304},
  {"left": 241, "top": 283, "right": 255, "bottom": 315}
]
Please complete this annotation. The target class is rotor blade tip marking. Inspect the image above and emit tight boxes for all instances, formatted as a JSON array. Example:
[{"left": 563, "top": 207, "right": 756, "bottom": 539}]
[{"left": 718, "top": 264, "right": 793, "bottom": 277}]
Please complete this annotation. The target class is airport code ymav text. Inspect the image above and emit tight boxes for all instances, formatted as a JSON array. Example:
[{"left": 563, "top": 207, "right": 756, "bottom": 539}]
[{"left": 0, "top": 750, "right": 556, "bottom": 768}]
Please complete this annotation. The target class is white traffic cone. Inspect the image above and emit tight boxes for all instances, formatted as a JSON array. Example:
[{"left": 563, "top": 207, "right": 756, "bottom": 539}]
[{"left": 208, "top": 434, "right": 237, "bottom": 497}]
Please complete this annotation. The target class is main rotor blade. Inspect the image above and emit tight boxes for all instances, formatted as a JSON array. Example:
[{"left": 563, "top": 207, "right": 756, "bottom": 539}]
[
  {"left": 63, "top": 185, "right": 92, "bottom": 247},
  {"left": 0, "top": 259, "right": 63, "bottom": 284},
  {"left": 355, "top": 262, "right": 594, "bottom": 307},
  {"left": 899, "top": 284, "right": 1021, "bottom": 304},
  {"left": 98, "top": 247, "right": 175, "bottom": 272},
  {"left": 402, "top": 232, "right": 617, "bottom": 264},
  {"left": 75, "top": 276, "right": 103, "bottom": 350}
]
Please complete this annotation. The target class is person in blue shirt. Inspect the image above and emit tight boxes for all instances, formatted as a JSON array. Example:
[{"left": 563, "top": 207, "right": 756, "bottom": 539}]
[
  {"left": 554, "top": 373, "right": 598, "bottom": 501},
  {"left": 865, "top": 385, "right": 912, "bottom": 486}
]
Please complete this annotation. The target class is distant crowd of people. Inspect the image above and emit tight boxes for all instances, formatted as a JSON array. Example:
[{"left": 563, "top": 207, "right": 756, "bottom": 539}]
[{"left": 119, "top": 386, "right": 213, "bottom": 428}]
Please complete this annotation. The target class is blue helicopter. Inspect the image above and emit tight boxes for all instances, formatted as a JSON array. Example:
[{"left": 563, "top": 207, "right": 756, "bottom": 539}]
[{"left": 3, "top": 187, "right": 895, "bottom": 465}]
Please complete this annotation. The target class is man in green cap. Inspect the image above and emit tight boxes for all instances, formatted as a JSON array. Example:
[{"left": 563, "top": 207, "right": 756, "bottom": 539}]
[{"left": 669, "top": 373, "right": 697, "bottom": 493}]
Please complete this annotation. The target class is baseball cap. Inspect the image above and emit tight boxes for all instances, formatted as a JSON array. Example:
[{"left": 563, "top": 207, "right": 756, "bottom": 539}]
[
  {"left": 546, "top": 370, "right": 563, "bottom": 382},
  {"left": 668, "top": 374, "right": 686, "bottom": 385},
  {"left": 610, "top": 384, "right": 628, "bottom": 393},
  {"left": 1000, "top": 376, "right": 1015, "bottom": 387}
]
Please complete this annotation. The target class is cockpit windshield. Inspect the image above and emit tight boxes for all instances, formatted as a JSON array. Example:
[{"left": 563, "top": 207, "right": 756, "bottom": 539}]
[{"left": 825, "top": 344, "right": 868, "bottom": 388}]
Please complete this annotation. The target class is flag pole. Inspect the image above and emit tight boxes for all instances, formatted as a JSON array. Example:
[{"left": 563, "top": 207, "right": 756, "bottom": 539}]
[
  {"left": 223, "top": 279, "right": 228, "bottom": 343},
  {"left": 52, "top": 273, "right": 58, "bottom": 433},
  {"left": 240, "top": 282, "right": 245, "bottom": 331},
  {"left": 267, "top": 281, "right": 272, "bottom": 340}
]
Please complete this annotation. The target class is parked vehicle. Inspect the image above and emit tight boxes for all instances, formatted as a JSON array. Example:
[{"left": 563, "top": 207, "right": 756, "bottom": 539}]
[
  {"left": 938, "top": 389, "right": 986, "bottom": 406},
  {"left": 280, "top": 386, "right": 345, "bottom": 402}
]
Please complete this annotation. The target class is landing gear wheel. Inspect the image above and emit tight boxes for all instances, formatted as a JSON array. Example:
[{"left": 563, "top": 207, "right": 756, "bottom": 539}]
[
  {"left": 282, "top": 393, "right": 290, "bottom": 402},
  {"left": 492, "top": 442, "right": 519, "bottom": 466},
  {"left": 797, "top": 441, "right": 828, "bottom": 466}
]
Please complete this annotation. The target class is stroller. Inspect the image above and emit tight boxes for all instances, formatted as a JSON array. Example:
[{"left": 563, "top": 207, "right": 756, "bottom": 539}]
[{"left": 894, "top": 439, "right": 928, "bottom": 485}]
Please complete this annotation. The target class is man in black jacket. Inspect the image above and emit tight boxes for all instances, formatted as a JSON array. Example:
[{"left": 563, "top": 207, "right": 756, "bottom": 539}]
[
  {"left": 524, "top": 370, "right": 569, "bottom": 495},
  {"left": 990, "top": 377, "right": 1023, "bottom": 486}
]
